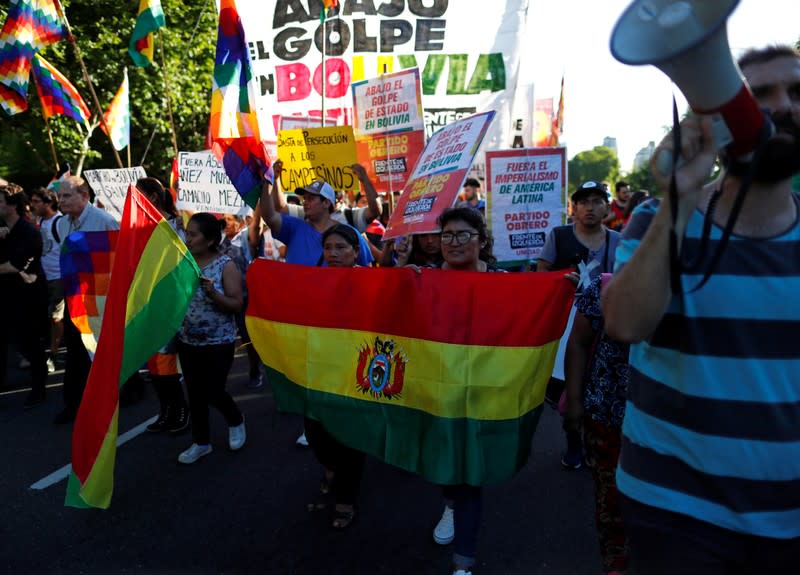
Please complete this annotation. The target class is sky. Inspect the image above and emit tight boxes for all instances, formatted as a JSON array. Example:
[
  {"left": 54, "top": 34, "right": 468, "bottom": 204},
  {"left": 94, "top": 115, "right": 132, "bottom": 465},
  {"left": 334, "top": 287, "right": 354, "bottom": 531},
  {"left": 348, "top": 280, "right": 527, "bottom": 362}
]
[{"left": 520, "top": 0, "right": 800, "bottom": 172}]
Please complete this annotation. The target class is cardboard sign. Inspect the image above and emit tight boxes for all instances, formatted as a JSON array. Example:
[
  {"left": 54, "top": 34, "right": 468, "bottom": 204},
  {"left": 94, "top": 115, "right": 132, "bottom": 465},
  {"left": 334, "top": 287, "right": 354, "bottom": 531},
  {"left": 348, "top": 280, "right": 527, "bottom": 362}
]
[
  {"left": 83, "top": 167, "right": 147, "bottom": 221},
  {"left": 176, "top": 151, "right": 252, "bottom": 216},
  {"left": 384, "top": 111, "right": 495, "bottom": 240},
  {"left": 352, "top": 68, "right": 425, "bottom": 194},
  {"left": 486, "top": 148, "right": 567, "bottom": 265},
  {"left": 276, "top": 126, "right": 358, "bottom": 192}
]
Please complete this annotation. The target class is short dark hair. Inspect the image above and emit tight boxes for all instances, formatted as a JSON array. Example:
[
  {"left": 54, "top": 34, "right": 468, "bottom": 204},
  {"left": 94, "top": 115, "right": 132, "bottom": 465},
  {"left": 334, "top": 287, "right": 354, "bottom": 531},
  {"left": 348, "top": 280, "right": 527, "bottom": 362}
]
[
  {"left": 615, "top": 181, "right": 629, "bottom": 192},
  {"left": 0, "top": 183, "right": 28, "bottom": 216},
  {"left": 30, "top": 186, "right": 58, "bottom": 208},
  {"left": 322, "top": 223, "right": 360, "bottom": 251},
  {"left": 738, "top": 45, "right": 800, "bottom": 70},
  {"left": 463, "top": 177, "right": 481, "bottom": 188},
  {"left": 437, "top": 206, "right": 495, "bottom": 265},
  {"left": 188, "top": 212, "right": 224, "bottom": 251}
]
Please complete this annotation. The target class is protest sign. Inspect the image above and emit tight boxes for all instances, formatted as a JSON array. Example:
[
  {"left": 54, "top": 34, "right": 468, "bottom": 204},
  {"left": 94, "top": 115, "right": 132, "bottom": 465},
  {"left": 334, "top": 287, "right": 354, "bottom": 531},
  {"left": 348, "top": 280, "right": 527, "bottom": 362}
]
[
  {"left": 384, "top": 111, "right": 495, "bottom": 240},
  {"left": 83, "top": 167, "right": 147, "bottom": 221},
  {"left": 176, "top": 151, "right": 252, "bottom": 216},
  {"left": 486, "top": 148, "right": 567, "bottom": 265},
  {"left": 235, "top": 1, "right": 528, "bottom": 152},
  {"left": 352, "top": 68, "right": 425, "bottom": 194},
  {"left": 276, "top": 126, "right": 358, "bottom": 192},
  {"left": 279, "top": 116, "right": 336, "bottom": 130}
]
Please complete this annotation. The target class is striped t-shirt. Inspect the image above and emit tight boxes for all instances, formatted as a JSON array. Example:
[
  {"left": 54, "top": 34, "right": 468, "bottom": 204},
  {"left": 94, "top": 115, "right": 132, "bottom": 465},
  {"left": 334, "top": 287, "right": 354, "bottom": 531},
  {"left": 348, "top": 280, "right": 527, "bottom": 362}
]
[{"left": 614, "top": 196, "right": 800, "bottom": 539}]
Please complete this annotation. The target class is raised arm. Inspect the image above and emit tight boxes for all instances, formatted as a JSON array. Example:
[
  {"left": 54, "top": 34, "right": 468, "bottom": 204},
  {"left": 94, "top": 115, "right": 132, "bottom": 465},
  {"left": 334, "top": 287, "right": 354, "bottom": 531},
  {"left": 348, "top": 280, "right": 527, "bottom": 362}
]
[
  {"left": 602, "top": 115, "right": 716, "bottom": 342},
  {"left": 259, "top": 176, "right": 283, "bottom": 237},
  {"left": 248, "top": 199, "right": 264, "bottom": 258},
  {"left": 271, "top": 160, "right": 290, "bottom": 214},
  {"left": 351, "top": 163, "right": 381, "bottom": 223}
]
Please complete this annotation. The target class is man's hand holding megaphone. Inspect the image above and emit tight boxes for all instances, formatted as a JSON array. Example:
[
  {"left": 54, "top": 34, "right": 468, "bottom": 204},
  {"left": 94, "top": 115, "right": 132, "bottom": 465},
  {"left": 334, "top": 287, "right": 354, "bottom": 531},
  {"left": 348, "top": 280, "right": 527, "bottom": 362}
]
[{"left": 650, "top": 114, "right": 717, "bottom": 240}]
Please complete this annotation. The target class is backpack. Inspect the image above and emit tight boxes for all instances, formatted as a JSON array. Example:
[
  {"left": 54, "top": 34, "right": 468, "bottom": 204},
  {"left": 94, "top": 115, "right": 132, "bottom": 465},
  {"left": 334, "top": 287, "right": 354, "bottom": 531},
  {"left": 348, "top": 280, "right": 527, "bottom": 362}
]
[
  {"left": 551, "top": 225, "right": 611, "bottom": 272},
  {"left": 50, "top": 214, "right": 63, "bottom": 244}
]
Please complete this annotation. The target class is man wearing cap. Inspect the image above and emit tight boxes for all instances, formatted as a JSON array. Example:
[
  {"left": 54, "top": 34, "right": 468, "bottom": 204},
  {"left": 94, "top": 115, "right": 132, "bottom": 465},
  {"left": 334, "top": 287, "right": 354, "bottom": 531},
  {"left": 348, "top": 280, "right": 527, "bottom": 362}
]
[
  {"left": 537, "top": 181, "right": 621, "bottom": 471},
  {"left": 271, "top": 161, "right": 382, "bottom": 234},
  {"left": 537, "top": 181, "right": 621, "bottom": 282},
  {"left": 258, "top": 177, "right": 373, "bottom": 267}
]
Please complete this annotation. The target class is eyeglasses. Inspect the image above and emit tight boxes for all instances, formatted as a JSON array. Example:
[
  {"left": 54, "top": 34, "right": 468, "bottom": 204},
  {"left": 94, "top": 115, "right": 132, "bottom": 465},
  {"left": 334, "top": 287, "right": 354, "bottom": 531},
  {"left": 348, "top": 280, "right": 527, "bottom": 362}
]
[{"left": 441, "top": 230, "right": 479, "bottom": 245}]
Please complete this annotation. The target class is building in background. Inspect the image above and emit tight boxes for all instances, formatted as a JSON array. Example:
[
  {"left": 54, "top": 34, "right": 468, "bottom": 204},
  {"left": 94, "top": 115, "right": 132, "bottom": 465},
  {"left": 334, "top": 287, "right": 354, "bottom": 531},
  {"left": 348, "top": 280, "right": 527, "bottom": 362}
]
[
  {"left": 603, "top": 137, "right": 618, "bottom": 156},
  {"left": 633, "top": 141, "right": 656, "bottom": 171}
]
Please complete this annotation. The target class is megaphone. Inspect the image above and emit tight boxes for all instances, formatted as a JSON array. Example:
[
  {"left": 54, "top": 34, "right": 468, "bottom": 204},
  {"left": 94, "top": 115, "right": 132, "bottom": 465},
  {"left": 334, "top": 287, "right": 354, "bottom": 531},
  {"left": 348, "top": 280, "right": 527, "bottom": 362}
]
[{"left": 610, "top": 0, "right": 771, "bottom": 162}]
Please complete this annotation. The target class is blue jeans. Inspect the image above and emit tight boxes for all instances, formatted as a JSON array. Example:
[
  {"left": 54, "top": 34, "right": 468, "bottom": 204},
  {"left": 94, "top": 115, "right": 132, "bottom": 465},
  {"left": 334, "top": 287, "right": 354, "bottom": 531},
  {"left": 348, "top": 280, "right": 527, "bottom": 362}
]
[{"left": 442, "top": 484, "right": 483, "bottom": 568}]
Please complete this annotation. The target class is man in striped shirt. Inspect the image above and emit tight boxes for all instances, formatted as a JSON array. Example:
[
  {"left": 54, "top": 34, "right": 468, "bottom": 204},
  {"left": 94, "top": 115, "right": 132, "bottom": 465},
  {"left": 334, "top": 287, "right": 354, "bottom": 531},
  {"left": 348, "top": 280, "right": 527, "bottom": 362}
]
[{"left": 603, "top": 45, "right": 800, "bottom": 574}]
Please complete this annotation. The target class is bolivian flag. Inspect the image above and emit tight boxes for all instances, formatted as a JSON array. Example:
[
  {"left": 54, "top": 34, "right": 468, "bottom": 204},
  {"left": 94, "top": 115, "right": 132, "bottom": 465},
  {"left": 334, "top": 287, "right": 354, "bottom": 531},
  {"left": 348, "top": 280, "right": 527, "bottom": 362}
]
[
  {"left": 246, "top": 261, "right": 574, "bottom": 486},
  {"left": 66, "top": 185, "right": 200, "bottom": 509},
  {"left": 128, "top": 0, "right": 165, "bottom": 68}
]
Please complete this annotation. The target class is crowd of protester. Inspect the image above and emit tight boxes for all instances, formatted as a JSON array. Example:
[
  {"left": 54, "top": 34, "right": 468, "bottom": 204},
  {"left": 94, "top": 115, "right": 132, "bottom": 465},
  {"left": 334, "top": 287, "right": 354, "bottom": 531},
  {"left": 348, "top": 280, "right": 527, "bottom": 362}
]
[{"left": 2, "top": 43, "right": 799, "bottom": 575}]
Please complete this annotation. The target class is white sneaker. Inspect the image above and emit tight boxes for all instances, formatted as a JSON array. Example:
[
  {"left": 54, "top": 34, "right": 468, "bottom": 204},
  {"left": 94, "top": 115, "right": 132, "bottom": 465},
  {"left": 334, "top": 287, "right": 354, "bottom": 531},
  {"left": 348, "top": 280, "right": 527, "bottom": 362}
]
[
  {"left": 178, "top": 443, "right": 212, "bottom": 464},
  {"left": 295, "top": 431, "right": 309, "bottom": 447},
  {"left": 46, "top": 358, "right": 56, "bottom": 373},
  {"left": 229, "top": 419, "right": 246, "bottom": 450},
  {"left": 433, "top": 505, "right": 455, "bottom": 545}
]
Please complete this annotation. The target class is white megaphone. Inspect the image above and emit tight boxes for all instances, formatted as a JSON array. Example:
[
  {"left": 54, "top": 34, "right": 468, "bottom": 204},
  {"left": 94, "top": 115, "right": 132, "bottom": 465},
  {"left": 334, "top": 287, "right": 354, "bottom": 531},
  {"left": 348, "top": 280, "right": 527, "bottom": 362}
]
[{"left": 610, "top": 0, "right": 771, "bottom": 166}]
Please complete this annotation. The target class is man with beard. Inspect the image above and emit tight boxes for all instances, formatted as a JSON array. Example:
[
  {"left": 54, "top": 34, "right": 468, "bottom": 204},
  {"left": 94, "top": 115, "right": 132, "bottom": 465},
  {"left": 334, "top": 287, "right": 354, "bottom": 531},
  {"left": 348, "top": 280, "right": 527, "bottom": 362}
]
[{"left": 602, "top": 45, "right": 800, "bottom": 573}]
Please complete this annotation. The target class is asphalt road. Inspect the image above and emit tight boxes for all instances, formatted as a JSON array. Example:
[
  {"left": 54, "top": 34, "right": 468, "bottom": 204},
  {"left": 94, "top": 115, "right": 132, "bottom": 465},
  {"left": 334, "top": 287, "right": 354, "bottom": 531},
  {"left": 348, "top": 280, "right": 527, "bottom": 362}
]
[{"left": 2, "top": 347, "right": 600, "bottom": 575}]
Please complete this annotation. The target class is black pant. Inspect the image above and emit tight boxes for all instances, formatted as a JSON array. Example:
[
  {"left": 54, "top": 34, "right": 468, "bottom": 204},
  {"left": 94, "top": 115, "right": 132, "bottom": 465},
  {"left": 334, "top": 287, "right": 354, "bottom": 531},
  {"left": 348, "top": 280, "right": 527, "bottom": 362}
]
[
  {"left": 177, "top": 341, "right": 242, "bottom": 445},
  {"left": 622, "top": 495, "right": 800, "bottom": 575},
  {"left": 305, "top": 417, "right": 365, "bottom": 506},
  {"left": 0, "top": 299, "right": 48, "bottom": 395},
  {"left": 61, "top": 307, "right": 91, "bottom": 412}
]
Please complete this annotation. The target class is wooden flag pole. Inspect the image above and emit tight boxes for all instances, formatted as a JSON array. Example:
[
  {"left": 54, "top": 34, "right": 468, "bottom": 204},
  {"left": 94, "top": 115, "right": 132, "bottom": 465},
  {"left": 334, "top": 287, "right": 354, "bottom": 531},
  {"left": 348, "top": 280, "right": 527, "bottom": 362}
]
[
  {"left": 320, "top": 10, "right": 326, "bottom": 128},
  {"left": 43, "top": 116, "right": 61, "bottom": 173},
  {"left": 57, "top": 5, "right": 124, "bottom": 168},
  {"left": 158, "top": 29, "right": 179, "bottom": 159}
]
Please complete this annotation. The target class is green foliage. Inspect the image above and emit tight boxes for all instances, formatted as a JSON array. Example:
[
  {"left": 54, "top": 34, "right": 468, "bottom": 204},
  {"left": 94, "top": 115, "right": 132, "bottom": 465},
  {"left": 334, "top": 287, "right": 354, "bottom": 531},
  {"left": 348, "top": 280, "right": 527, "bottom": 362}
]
[
  {"left": 567, "top": 146, "right": 620, "bottom": 194},
  {"left": 0, "top": 0, "right": 216, "bottom": 185},
  {"left": 625, "top": 162, "right": 656, "bottom": 196}
]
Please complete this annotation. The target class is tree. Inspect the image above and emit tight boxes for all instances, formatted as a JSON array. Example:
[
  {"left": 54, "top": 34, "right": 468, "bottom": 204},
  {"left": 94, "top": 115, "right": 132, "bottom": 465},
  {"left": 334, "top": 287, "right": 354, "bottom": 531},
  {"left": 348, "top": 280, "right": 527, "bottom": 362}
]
[
  {"left": 567, "top": 146, "right": 620, "bottom": 194},
  {"left": 625, "top": 162, "right": 656, "bottom": 196},
  {"left": 0, "top": 0, "right": 217, "bottom": 186}
]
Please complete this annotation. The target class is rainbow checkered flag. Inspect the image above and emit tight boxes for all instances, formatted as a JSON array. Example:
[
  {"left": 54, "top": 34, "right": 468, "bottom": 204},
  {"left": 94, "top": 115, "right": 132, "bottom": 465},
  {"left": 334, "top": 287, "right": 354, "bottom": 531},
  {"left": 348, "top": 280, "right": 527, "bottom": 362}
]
[
  {"left": 0, "top": 0, "right": 67, "bottom": 115},
  {"left": 102, "top": 68, "right": 130, "bottom": 151},
  {"left": 209, "top": 0, "right": 272, "bottom": 208},
  {"left": 31, "top": 53, "right": 90, "bottom": 125}
]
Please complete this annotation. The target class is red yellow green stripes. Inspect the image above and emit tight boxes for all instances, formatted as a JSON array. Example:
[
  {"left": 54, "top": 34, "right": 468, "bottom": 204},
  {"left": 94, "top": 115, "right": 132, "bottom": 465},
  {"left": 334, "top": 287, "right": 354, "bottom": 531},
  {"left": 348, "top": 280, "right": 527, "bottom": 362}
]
[
  {"left": 66, "top": 185, "right": 199, "bottom": 509},
  {"left": 245, "top": 260, "right": 574, "bottom": 485},
  {"left": 128, "top": 0, "right": 165, "bottom": 68}
]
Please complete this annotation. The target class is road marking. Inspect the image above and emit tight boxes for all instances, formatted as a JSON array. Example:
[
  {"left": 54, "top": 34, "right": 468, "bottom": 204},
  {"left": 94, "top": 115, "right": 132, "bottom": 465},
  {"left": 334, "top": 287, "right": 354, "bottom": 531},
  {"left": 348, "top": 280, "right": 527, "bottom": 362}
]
[{"left": 30, "top": 416, "right": 157, "bottom": 491}]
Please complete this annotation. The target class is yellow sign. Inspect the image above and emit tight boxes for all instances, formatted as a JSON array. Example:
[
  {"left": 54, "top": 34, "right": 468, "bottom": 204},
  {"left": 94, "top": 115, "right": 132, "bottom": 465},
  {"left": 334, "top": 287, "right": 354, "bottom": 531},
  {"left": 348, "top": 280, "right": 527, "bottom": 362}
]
[{"left": 277, "top": 126, "right": 359, "bottom": 192}]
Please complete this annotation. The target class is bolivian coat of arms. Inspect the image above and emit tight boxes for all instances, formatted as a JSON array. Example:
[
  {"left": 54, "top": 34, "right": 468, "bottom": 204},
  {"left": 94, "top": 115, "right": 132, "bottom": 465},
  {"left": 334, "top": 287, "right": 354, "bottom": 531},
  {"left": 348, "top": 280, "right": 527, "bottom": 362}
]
[{"left": 356, "top": 337, "right": 407, "bottom": 399}]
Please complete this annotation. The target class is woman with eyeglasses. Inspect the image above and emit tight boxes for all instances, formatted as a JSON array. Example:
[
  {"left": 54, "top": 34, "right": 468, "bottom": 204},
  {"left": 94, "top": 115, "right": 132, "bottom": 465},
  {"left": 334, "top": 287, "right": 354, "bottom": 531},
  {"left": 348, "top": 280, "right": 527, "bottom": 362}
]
[{"left": 408, "top": 207, "right": 502, "bottom": 575}]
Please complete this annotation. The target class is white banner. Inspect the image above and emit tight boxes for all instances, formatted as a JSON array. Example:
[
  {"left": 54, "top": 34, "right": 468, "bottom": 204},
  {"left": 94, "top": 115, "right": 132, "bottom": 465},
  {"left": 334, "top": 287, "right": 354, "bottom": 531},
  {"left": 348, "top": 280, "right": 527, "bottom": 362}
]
[
  {"left": 486, "top": 147, "right": 566, "bottom": 265},
  {"left": 83, "top": 167, "right": 147, "bottom": 221},
  {"left": 236, "top": 0, "right": 528, "bottom": 152},
  {"left": 176, "top": 151, "right": 252, "bottom": 216}
]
